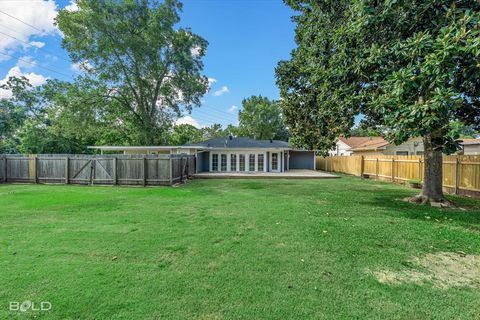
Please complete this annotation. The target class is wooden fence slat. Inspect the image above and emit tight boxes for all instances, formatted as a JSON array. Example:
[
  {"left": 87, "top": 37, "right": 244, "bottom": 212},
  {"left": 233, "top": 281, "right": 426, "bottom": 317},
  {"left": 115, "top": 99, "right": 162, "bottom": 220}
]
[
  {"left": 0, "top": 154, "right": 194, "bottom": 186},
  {"left": 316, "top": 154, "right": 480, "bottom": 197}
]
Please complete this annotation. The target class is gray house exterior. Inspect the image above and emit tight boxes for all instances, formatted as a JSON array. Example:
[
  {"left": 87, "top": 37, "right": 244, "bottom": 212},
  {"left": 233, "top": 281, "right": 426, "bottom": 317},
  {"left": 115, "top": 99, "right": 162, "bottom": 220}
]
[
  {"left": 89, "top": 137, "right": 316, "bottom": 174},
  {"left": 184, "top": 137, "right": 315, "bottom": 173}
]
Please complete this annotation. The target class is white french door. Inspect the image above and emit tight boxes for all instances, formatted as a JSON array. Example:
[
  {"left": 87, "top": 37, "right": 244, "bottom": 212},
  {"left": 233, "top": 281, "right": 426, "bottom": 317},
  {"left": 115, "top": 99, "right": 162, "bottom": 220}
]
[
  {"left": 270, "top": 152, "right": 281, "bottom": 172},
  {"left": 211, "top": 152, "right": 267, "bottom": 172}
]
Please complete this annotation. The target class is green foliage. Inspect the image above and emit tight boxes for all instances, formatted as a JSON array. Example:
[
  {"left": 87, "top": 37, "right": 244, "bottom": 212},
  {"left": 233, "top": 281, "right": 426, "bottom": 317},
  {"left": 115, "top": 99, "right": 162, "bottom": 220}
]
[
  {"left": 168, "top": 124, "right": 202, "bottom": 145},
  {"left": 449, "top": 121, "right": 478, "bottom": 139},
  {"left": 0, "top": 98, "right": 25, "bottom": 153},
  {"left": 277, "top": 0, "right": 480, "bottom": 156},
  {"left": 238, "top": 96, "right": 288, "bottom": 140},
  {"left": 0, "top": 76, "right": 132, "bottom": 154},
  {"left": 200, "top": 123, "right": 225, "bottom": 140},
  {"left": 349, "top": 125, "right": 383, "bottom": 137},
  {"left": 56, "top": 0, "right": 209, "bottom": 145}
]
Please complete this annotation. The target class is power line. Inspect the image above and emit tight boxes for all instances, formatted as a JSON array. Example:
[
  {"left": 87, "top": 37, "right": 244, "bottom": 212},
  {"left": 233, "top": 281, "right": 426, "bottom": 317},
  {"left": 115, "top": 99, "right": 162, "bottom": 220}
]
[
  {"left": 0, "top": 29, "right": 71, "bottom": 64},
  {"left": 193, "top": 108, "right": 236, "bottom": 123},
  {"left": 0, "top": 52, "right": 72, "bottom": 79},
  {"left": 0, "top": 9, "right": 45, "bottom": 33},
  {"left": 201, "top": 103, "right": 240, "bottom": 117}
]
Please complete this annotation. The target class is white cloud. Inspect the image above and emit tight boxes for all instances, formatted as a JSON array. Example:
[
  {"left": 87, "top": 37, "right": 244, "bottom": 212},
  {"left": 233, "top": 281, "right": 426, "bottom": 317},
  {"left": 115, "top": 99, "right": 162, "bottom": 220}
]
[
  {"left": 0, "top": 1, "right": 59, "bottom": 60},
  {"left": 29, "top": 41, "right": 45, "bottom": 48},
  {"left": 44, "top": 53, "right": 58, "bottom": 61},
  {"left": 16, "top": 56, "right": 36, "bottom": 69},
  {"left": 71, "top": 60, "right": 94, "bottom": 73},
  {"left": 64, "top": 1, "right": 79, "bottom": 12},
  {"left": 175, "top": 116, "right": 201, "bottom": 129},
  {"left": 213, "top": 86, "right": 229, "bottom": 97},
  {"left": 208, "top": 78, "right": 217, "bottom": 85},
  {"left": 0, "top": 65, "right": 48, "bottom": 99},
  {"left": 228, "top": 105, "right": 238, "bottom": 113}
]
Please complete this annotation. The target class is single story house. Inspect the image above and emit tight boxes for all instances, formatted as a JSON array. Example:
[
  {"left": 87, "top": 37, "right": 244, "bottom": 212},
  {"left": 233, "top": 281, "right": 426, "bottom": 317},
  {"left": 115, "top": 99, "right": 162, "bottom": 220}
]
[
  {"left": 350, "top": 137, "right": 425, "bottom": 156},
  {"left": 330, "top": 136, "right": 424, "bottom": 156},
  {"left": 89, "top": 136, "right": 316, "bottom": 173},
  {"left": 329, "top": 137, "right": 385, "bottom": 156},
  {"left": 332, "top": 136, "right": 480, "bottom": 156}
]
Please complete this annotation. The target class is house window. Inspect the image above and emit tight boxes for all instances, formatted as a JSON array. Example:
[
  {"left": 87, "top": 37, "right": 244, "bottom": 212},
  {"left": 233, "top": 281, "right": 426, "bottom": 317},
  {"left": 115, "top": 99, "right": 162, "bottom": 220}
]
[
  {"left": 258, "top": 154, "right": 264, "bottom": 171},
  {"left": 230, "top": 154, "right": 237, "bottom": 171},
  {"left": 212, "top": 154, "right": 218, "bottom": 171},
  {"left": 221, "top": 154, "right": 227, "bottom": 171},
  {"left": 249, "top": 154, "right": 255, "bottom": 171},
  {"left": 271, "top": 153, "right": 278, "bottom": 171},
  {"left": 396, "top": 151, "right": 409, "bottom": 156},
  {"left": 239, "top": 154, "right": 245, "bottom": 171}
]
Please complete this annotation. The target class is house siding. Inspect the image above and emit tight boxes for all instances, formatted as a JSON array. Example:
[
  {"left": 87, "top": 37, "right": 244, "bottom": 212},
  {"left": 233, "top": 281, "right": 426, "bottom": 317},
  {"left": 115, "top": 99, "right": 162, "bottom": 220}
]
[
  {"left": 464, "top": 144, "right": 480, "bottom": 155},
  {"left": 196, "top": 151, "right": 210, "bottom": 173}
]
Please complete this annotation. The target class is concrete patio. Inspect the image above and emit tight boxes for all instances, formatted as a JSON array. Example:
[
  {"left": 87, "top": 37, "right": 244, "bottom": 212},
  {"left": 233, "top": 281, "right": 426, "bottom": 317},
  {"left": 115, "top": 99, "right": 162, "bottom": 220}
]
[{"left": 193, "top": 169, "right": 338, "bottom": 179}]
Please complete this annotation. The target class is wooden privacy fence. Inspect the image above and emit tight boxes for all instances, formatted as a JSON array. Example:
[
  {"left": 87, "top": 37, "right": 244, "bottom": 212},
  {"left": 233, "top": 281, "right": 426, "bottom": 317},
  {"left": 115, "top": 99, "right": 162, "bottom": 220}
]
[
  {"left": 0, "top": 154, "right": 195, "bottom": 186},
  {"left": 316, "top": 155, "right": 480, "bottom": 197}
]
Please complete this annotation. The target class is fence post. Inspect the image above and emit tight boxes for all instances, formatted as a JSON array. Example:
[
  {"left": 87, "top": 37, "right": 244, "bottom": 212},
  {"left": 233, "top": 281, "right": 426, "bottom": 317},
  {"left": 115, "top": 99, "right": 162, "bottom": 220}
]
[
  {"left": 33, "top": 155, "right": 38, "bottom": 183},
  {"left": 3, "top": 156, "right": 7, "bottom": 183},
  {"left": 65, "top": 157, "right": 69, "bottom": 184},
  {"left": 113, "top": 157, "right": 117, "bottom": 185},
  {"left": 391, "top": 158, "right": 395, "bottom": 181},
  {"left": 180, "top": 157, "right": 184, "bottom": 182},
  {"left": 143, "top": 156, "right": 147, "bottom": 187},
  {"left": 360, "top": 156, "right": 364, "bottom": 178},
  {"left": 169, "top": 156, "right": 173, "bottom": 185},
  {"left": 454, "top": 158, "right": 459, "bottom": 195},
  {"left": 90, "top": 160, "right": 95, "bottom": 185},
  {"left": 375, "top": 158, "right": 379, "bottom": 179}
]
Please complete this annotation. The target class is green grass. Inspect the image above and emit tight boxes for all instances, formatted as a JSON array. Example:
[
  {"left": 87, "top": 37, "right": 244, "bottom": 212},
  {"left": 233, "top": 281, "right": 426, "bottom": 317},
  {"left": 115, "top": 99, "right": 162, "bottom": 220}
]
[{"left": 0, "top": 176, "right": 479, "bottom": 319}]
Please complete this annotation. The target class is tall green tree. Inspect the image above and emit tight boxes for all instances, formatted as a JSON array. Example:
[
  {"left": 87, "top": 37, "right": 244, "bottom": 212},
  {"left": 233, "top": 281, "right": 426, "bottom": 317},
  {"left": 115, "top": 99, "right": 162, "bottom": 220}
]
[
  {"left": 277, "top": 0, "right": 480, "bottom": 203},
  {"left": 56, "top": 0, "right": 209, "bottom": 145},
  {"left": 238, "top": 96, "right": 288, "bottom": 141}
]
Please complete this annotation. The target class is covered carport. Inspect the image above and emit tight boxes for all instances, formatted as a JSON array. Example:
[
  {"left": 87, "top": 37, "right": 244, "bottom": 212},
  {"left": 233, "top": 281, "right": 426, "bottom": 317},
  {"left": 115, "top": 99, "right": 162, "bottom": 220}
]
[{"left": 288, "top": 150, "right": 316, "bottom": 170}]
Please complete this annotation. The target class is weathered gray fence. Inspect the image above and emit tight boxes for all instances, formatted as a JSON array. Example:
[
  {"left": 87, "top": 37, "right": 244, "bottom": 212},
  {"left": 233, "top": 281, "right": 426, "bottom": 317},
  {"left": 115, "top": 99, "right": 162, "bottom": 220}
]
[{"left": 0, "top": 154, "right": 195, "bottom": 186}]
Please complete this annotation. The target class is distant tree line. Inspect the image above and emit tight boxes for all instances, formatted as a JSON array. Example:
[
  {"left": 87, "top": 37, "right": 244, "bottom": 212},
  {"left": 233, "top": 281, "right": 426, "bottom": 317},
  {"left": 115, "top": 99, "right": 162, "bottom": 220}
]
[{"left": 0, "top": 0, "right": 288, "bottom": 154}]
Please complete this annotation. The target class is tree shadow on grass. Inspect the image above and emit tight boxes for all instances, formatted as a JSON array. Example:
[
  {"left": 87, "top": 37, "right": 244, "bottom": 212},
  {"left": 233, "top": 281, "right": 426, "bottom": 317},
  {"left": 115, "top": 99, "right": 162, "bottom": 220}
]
[{"left": 356, "top": 185, "right": 480, "bottom": 232}]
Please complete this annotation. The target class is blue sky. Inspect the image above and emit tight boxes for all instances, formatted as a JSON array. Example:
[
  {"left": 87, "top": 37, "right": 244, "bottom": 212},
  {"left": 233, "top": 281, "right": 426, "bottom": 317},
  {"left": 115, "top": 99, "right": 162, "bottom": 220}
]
[{"left": 0, "top": 0, "right": 296, "bottom": 128}]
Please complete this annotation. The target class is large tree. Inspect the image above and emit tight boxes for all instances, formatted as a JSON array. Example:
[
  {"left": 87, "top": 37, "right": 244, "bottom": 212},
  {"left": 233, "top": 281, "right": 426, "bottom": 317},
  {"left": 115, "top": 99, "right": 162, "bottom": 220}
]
[
  {"left": 276, "top": 0, "right": 480, "bottom": 204},
  {"left": 238, "top": 96, "right": 288, "bottom": 141},
  {"left": 56, "top": 0, "right": 209, "bottom": 145}
]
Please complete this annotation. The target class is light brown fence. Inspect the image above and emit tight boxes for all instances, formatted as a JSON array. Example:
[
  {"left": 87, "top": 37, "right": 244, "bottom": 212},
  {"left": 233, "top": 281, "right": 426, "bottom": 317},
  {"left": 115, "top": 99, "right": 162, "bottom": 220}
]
[
  {"left": 316, "top": 155, "right": 480, "bottom": 197},
  {"left": 0, "top": 154, "right": 195, "bottom": 186}
]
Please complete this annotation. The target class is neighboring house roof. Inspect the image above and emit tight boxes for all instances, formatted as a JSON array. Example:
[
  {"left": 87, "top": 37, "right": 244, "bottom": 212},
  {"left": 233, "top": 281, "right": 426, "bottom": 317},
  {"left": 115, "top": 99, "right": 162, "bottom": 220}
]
[
  {"left": 349, "top": 137, "right": 389, "bottom": 151},
  {"left": 461, "top": 138, "right": 480, "bottom": 145},
  {"left": 337, "top": 136, "right": 384, "bottom": 149},
  {"left": 184, "top": 137, "right": 290, "bottom": 149},
  {"left": 337, "top": 136, "right": 388, "bottom": 151}
]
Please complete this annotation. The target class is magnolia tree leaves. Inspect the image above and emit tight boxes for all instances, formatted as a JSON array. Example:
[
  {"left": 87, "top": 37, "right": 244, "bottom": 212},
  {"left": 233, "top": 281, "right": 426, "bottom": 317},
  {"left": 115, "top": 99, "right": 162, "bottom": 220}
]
[{"left": 276, "top": 0, "right": 480, "bottom": 156}]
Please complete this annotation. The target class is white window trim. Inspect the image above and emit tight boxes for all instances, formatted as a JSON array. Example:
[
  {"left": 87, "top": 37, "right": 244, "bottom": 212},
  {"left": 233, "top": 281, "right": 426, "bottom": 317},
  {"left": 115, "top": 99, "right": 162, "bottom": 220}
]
[{"left": 210, "top": 150, "right": 272, "bottom": 173}]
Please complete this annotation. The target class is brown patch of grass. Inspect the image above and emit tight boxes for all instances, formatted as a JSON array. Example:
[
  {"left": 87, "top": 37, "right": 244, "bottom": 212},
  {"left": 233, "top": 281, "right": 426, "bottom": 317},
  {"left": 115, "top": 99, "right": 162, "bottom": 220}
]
[{"left": 372, "top": 252, "right": 480, "bottom": 289}]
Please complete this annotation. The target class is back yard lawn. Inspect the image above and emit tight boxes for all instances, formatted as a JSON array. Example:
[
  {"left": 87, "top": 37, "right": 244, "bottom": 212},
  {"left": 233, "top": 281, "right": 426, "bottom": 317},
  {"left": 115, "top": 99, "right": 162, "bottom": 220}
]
[{"left": 0, "top": 177, "right": 479, "bottom": 319}]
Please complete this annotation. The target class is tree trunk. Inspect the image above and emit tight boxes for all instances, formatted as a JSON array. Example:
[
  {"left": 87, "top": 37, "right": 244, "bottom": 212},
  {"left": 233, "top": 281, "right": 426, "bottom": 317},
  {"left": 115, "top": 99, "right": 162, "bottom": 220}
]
[{"left": 420, "top": 134, "right": 445, "bottom": 202}]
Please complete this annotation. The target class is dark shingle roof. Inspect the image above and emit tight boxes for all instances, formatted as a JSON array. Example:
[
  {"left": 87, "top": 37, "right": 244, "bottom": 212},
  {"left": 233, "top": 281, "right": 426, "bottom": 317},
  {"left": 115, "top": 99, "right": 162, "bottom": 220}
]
[{"left": 184, "top": 137, "right": 290, "bottom": 149}]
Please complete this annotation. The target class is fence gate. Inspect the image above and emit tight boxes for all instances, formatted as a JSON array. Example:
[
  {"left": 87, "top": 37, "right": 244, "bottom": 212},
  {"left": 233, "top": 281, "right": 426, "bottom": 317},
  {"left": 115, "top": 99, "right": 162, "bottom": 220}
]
[{"left": 0, "top": 154, "right": 195, "bottom": 186}]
